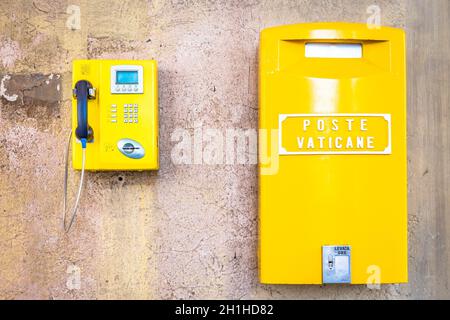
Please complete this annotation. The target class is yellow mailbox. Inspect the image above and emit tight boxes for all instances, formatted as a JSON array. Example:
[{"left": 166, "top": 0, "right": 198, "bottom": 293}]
[{"left": 259, "top": 23, "right": 407, "bottom": 284}]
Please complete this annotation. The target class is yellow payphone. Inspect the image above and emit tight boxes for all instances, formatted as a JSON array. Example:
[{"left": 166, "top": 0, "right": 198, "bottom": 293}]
[
  {"left": 259, "top": 23, "right": 407, "bottom": 284},
  {"left": 63, "top": 60, "right": 158, "bottom": 232}
]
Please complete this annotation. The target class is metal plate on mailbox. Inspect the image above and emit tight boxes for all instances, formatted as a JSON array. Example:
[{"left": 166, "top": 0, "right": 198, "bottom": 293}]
[
  {"left": 322, "top": 245, "right": 351, "bottom": 284},
  {"left": 279, "top": 113, "right": 391, "bottom": 155}
]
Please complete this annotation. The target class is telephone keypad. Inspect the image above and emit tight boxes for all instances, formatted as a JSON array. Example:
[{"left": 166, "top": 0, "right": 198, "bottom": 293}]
[{"left": 122, "top": 103, "right": 139, "bottom": 124}]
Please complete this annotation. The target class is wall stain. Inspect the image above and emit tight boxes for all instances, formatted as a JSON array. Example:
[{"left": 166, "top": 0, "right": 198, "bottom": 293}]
[{"left": 0, "top": 73, "right": 62, "bottom": 127}]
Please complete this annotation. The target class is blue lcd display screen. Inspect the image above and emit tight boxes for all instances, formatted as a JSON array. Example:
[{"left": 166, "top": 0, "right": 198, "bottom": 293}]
[{"left": 116, "top": 71, "right": 138, "bottom": 84}]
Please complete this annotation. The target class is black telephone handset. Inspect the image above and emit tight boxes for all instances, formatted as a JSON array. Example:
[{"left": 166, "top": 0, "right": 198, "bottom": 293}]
[
  {"left": 64, "top": 80, "right": 96, "bottom": 233},
  {"left": 73, "top": 80, "right": 95, "bottom": 142}
]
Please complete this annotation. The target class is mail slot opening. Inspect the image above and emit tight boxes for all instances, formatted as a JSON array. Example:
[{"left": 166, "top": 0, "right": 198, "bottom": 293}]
[{"left": 305, "top": 43, "right": 363, "bottom": 58}]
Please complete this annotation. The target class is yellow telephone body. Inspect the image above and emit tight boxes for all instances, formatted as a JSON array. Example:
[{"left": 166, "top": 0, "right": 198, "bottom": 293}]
[
  {"left": 259, "top": 23, "right": 407, "bottom": 284},
  {"left": 72, "top": 60, "right": 158, "bottom": 170}
]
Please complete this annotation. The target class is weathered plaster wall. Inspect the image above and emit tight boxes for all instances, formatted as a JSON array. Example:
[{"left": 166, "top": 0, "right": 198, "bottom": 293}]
[{"left": 0, "top": 0, "right": 448, "bottom": 299}]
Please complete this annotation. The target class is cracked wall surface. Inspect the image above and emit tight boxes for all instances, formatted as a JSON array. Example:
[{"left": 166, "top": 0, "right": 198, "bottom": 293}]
[{"left": 0, "top": 0, "right": 449, "bottom": 299}]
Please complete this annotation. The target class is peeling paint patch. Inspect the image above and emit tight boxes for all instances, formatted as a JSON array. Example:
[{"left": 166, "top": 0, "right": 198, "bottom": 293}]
[
  {"left": 0, "top": 75, "right": 18, "bottom": 101},
  {"left": 0, "top": 73, "right": 62, "bottom": 125}
]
